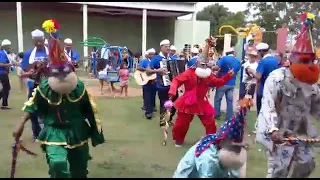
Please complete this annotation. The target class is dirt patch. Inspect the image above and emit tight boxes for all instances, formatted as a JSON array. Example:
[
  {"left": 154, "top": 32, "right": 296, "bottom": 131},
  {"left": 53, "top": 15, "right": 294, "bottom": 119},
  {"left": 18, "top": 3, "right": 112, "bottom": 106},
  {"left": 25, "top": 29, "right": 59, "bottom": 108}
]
[{"left": 86, "top": 85, "right": 142, "bottom": 97}]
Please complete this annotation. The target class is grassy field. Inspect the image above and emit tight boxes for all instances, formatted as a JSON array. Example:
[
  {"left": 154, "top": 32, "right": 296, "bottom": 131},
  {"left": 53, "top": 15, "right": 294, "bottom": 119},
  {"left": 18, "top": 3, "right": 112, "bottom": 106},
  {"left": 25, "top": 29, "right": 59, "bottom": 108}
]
[{"left": 0, "top": 72, "right": 319, "bottom": 178}]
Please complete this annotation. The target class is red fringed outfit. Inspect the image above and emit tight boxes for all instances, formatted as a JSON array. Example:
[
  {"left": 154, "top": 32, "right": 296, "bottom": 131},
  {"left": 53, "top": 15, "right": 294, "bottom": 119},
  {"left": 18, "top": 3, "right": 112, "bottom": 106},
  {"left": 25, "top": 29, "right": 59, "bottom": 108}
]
[{"left": 168, "top": 69, "right": 233, "bottom": 144}]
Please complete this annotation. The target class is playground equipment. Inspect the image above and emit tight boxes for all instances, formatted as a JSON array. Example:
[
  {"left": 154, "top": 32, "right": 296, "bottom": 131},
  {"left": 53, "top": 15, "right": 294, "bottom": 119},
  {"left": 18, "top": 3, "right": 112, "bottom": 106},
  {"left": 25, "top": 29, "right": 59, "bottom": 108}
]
[
  {"left": 215, "top": 24, "right": 262, "bottom": 99},
  {"left": 100, "top": 45, "right": 134, "bottom": 83}
]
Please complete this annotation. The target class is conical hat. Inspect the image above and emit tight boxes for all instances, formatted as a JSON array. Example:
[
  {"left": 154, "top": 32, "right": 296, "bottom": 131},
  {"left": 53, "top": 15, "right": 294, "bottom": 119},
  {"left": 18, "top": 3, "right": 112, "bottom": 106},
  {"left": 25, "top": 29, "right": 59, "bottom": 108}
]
[{"left": 289, "top": 13, "right": 316, "bottom": 62}]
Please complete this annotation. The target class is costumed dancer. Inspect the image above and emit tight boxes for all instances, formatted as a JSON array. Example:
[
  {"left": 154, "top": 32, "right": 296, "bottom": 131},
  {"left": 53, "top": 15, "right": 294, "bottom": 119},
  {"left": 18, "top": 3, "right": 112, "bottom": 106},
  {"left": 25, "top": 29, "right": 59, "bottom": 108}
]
[
  {"left": 172, "top": 98, "right": 251, "bottom": 178},
  {"left": 166, "top": 37, "right": 234, "bottom": 147},
  {"left": 13, "top": 19, "right": 105, "bottom": 178},
  {"left": 64, "top": 38, "right": 80, "bottom": 68},
  {"left": 147, "top": 39, "right": 177, "bottom": 127},
  {"left": 255, "top": 13, "right": 320, "bottom": 178}
]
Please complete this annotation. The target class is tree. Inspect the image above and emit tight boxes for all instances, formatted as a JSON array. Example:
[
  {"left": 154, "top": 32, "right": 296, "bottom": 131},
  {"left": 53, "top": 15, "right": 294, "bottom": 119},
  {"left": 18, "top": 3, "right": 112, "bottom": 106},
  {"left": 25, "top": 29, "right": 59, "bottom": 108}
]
[
  {"left": 196, "top": 3, "right": 246, "bottom": 52},
  {"left": 245, "top": 2, "right": 320, "bottom": 48}
]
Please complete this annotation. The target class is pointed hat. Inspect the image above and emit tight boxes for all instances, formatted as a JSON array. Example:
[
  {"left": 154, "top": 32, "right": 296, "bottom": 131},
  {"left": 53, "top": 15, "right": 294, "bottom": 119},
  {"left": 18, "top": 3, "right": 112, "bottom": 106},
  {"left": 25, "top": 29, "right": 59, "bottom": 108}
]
[
  {"left": 289, "top": 12, "right": 316, "bottom": 62},
  {"left": 42, "top": 19, "right": 68, "bottom": 67}
]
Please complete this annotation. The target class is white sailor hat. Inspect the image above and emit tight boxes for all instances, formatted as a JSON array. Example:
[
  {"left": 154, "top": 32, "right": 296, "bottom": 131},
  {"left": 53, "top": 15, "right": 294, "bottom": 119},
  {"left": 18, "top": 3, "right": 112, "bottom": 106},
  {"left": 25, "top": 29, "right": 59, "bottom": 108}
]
[
  {"left": 225, "top": 47, "right": 235, "bottom": 53},
  {"left": 191, "top": 47, "right": 199, "bottom": 54},
  {"left": 169, "top": 45, "right": 176, "bottom": 51},
  {"left": 247, "top": 50, "right": 258, "bottom": 56},
  {"left": 1, "top": 39, "right": 11, "bottom": 46},
  {"left": 256, "top": 42, "right": 269, "bottom": 51},
  {"left": 160, "top": 39, "right": 170, "bottom": 46},
  {"left": 44, "top": 39, "right": 48, "bottom": 45},
  {"left": 31, "top": 29, "right": 44, "bottom": 39},
  {"left": 64, "top": 38, "right": 73, "bottom": 44},
  {"left": 146, "top": 48, "right": 156, "bottom": 55}
]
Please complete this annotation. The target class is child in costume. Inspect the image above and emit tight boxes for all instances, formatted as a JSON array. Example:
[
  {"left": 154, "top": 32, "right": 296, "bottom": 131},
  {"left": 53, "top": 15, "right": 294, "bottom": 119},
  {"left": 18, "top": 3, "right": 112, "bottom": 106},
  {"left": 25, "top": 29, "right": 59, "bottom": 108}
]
[
  {"left": 255, "top": 13, "right": 320, "bottom": 178},
  {"left": 173, "top": 104, "right": 249, "bottom": 178},
  {"left": 13, "top": 19, "right": 105, "bottom": 178},
  {"left": 166, "top": 37, "right": 234, "bottom": 147}
]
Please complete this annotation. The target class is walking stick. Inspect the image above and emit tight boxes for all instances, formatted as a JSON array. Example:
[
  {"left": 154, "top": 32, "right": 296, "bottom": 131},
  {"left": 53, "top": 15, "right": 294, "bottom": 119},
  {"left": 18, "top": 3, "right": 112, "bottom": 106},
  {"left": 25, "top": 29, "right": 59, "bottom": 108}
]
[
  {"left": 162, "top": 109, "right": 171, "bottom": 146},
  {"left": 10, "top": 140, "right": 37, "bottom": 178}
]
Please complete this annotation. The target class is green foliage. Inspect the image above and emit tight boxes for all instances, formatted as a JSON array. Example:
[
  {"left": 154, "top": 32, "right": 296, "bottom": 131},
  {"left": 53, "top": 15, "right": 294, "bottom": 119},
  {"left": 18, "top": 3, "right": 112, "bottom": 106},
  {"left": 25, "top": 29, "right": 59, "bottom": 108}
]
[
  {"left": 196, "top": 3, "right": 246, "bottom": 52},
  {"left": 245, "top": 2, "right": 320, "bottom": 48}
]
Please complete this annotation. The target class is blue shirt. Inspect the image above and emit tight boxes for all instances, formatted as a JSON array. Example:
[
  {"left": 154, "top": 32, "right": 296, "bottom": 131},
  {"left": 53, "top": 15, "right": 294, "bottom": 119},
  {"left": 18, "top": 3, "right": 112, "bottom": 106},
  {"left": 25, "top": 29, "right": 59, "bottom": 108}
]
[
  {"left": 139, "top": 58, "right": 151, "bottom": 68},
  {"left": 149, "top": 53, "right": 170, "bottom": 89},
  {"left": 170, "top": 54, "right": 179, "bottom": 60},
  {"left": 256, "top": 55, "right": 280, "bottom": 95},
  {"left": 21, "top": 48, "right": 48, "bottom": 71},
  {"left": 217, "top": 55, "right": 241, "bottom": 86},
  {"left": 65, "top": 49, "right": 80, "bottom": 62},
  {"left": 0, "top": 50, "right": 10, "bottom": 75}
]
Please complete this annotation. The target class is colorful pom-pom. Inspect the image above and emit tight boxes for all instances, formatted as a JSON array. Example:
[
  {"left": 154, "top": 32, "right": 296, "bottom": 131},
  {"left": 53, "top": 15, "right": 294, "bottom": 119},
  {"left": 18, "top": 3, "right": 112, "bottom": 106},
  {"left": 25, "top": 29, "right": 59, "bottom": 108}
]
[
  {"left": 42, "top": 19, "right": 60, "bottom": 33},
  {"left": 307, "top": 13, "right": 315, "bottom": 21}
]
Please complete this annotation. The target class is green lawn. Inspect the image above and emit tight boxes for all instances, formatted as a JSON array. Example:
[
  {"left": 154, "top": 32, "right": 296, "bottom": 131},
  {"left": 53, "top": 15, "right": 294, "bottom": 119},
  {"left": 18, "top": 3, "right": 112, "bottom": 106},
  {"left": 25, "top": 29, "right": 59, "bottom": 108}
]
[{"left": 1, "top": 73, "right": 319, "bottom": 178}]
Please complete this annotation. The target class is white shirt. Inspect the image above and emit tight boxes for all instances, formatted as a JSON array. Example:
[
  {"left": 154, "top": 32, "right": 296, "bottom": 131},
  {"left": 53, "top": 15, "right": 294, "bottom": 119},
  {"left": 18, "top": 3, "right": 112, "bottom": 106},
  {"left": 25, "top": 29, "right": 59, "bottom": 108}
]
[{"left": 242, "top": 60, "right": 258, "bottom": 84}]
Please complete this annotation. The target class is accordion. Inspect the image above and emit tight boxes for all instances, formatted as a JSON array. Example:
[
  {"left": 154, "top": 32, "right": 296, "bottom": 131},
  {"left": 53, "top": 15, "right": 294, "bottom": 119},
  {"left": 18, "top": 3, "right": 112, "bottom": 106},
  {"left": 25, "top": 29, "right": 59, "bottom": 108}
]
[{"left": 159, "top": 59, "right": 186, "bottom": 86}]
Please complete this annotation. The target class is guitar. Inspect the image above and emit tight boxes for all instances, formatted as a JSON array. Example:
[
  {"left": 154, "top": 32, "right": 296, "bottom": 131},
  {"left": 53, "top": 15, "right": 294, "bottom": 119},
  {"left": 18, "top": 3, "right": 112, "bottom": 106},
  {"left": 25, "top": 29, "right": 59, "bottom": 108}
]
[{"left": 134, "top": 70, "right": 157, "bottom": 86}]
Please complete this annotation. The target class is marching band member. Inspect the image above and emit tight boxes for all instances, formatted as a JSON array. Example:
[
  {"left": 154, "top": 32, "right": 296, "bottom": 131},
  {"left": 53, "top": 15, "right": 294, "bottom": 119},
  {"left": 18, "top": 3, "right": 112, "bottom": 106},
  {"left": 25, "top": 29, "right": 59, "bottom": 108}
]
[
  {"left": 166, "top": 37, "right": 234, "bottom": 147},
  {"left": 147, "top": 39, "right": 177, "bottom": 127},
  {"left": 255, "top": 13, "right": 320, "bottom": 178},
  {"left": 13, "top": 19, "right": 105, "bottom": 178},
  {"left": 191, "top": 47, "right": 199, "bottom": 58},
  {"left": 64, "top": 38, "right": 80, "bottom": 68},
  {"left": 0, "top": 39, "right": 15, "bottom": 110},
  {"left": 20, "top": 29, "right": 49, "bottom": 141},
  {"left": 255, "top": 42, "right": 279, "bottom": 116},
  {"left": 138, "top": 48, "right": 157, "bottom": 119},
  {"left": 169, "top": 45, "right": 179, "bottom": 60}
]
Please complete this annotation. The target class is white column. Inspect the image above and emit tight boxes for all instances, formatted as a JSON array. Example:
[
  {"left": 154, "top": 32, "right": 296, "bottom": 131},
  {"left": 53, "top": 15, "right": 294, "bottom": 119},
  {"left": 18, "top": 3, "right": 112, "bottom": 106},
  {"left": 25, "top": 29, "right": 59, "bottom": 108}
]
[
  {"left": 82, "top": 4, "right": 88, "bottom": 57},
  {"left": 16, "top": 2, "right": 24, "bottom": 52},
  {"left": 191, "top": 12, "right": 197, "bottom": 46},
  {"left": 142, "top": 9, "right": 147, "bottom": 55}
]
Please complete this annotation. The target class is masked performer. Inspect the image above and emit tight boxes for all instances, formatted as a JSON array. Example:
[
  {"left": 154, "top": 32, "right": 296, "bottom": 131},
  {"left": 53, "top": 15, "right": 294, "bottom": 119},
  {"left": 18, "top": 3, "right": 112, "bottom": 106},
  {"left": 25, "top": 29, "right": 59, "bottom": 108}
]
[
  {"left": 166, "top": 37, "right": 234, "bottom": 147},
  {"left": 13, "top": 19, "right": 105, "bottom": 178},
  {"left": 255, "top": 13, "right": 320, "bottom": 178},
  {"left": 173, "top": 102, "right": 249, "bottom": 178}
]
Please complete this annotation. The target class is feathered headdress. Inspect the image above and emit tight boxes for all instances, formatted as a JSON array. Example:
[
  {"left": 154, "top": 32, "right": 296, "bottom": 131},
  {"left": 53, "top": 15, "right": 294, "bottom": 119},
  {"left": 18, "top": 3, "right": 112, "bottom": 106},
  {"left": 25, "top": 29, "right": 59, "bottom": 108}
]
[
  {"left": 42, "top": 19, "right": 67, "bottom": 67},
  {"left": 289, "top": 12, "right": 316, "bottom": 62}
]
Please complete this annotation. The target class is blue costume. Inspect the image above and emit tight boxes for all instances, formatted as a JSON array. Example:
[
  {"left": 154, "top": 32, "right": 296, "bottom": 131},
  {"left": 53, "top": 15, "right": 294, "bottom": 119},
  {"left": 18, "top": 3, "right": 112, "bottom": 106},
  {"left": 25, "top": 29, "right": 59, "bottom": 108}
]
[
  {"left": 0, "top": 48, "right": 11, "bottom": 108},
  {"left": 173, "top": 107, "right": 248, "bottom": 178}
]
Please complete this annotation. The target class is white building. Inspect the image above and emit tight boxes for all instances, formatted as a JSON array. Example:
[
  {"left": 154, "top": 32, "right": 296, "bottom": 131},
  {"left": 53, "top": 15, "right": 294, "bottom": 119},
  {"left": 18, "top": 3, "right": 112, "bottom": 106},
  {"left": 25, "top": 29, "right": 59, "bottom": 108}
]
[{"left": 1, "top": 2, "right": 209, "bottom": 56}]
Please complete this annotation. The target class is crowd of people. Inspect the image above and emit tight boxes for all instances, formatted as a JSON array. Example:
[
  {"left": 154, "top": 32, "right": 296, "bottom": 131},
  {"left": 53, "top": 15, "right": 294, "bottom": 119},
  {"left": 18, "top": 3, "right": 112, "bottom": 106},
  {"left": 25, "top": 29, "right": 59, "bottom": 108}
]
[{"left": 1, "top": 12, "right": 320, "bottom": 178}]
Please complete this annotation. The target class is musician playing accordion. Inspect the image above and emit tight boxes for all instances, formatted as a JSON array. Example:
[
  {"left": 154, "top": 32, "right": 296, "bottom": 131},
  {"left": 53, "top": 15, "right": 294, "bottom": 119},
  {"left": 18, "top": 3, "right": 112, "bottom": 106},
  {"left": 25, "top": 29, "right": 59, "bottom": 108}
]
[
  {"left": 165, "top": 37, "right": 234, "bottom": 147},
  {"left": 147, "top": 39, "right": 178, "bottom": 127}
]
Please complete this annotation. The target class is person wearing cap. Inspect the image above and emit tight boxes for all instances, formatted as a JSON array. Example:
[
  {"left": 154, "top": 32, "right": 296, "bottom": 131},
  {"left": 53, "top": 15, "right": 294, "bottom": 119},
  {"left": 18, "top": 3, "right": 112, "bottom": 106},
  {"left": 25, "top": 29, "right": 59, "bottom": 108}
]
[
  {"left": 20, "top": 29, "right": 49, "bottom": 141},
  {"left": 0, "top": 39, "right": 16, "bottom": 109},
  {"left": 138, "top": 48, "right": 157, "bottom": 119},
  {"left": 255, "top": 13, "right": 320, "bottom": 178},
  {"left": 173, "top": 103, "right": 249, "bottom": 178},
  {"left": 13, "top": 19, "right": 105, "bottom": 178},
  {"left": 255, "top": 42, "right": 279, "bottom": 116},
  {"left": 64, "top": 38, "right": 80, "bottom": 68},
  {"left": 191, "top": 47, "right": 199, "bottom": 58},
  {"left": 146, "top": 39, "right": 178, "bottom": 127},
  {"left": 242, "top": 50, "right": 259, "bottom": 98},
  {"left": 165, "top": 37, "right": 234, "bottom": 147},
  {"left": 213, "top": 47, "right": 241, "bottom": 122},
  {"left": 169, "top": 45, "right": 179, "bottom": 60}
]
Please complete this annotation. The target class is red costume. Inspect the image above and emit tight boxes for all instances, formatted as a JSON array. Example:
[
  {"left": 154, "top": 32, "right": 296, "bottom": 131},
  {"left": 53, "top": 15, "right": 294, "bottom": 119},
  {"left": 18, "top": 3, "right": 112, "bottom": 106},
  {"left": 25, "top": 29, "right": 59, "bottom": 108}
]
[{"left": 168, "top": 68, "right": 233, "bottom": 144}]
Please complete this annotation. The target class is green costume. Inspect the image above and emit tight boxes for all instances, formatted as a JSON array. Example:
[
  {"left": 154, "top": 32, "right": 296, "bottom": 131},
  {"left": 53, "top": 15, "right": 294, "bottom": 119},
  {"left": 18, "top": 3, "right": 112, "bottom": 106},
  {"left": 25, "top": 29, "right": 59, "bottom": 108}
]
[{"left": 23, "top": 79, "right": 105, "bottom": 178}]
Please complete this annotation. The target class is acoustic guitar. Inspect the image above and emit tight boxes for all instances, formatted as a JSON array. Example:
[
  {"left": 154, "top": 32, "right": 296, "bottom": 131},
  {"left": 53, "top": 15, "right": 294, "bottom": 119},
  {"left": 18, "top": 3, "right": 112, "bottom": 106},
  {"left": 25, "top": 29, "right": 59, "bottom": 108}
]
[{"left": 134, "top": 70, "right": 157, "bottom": 86}]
